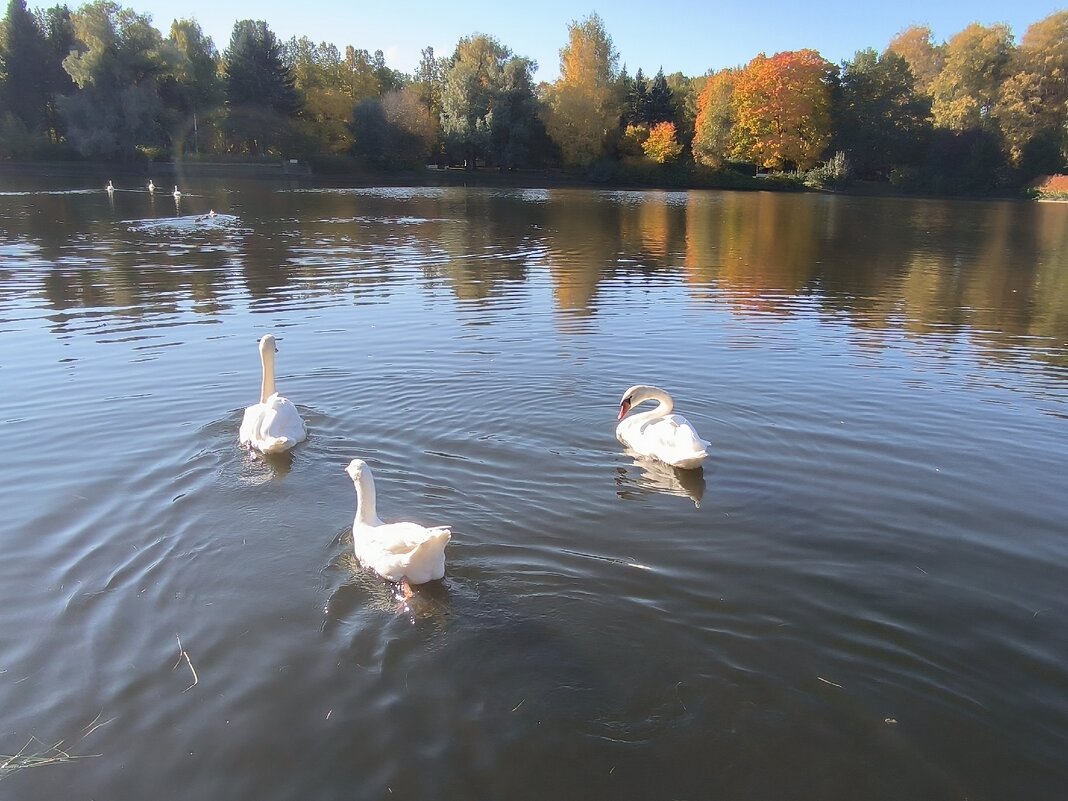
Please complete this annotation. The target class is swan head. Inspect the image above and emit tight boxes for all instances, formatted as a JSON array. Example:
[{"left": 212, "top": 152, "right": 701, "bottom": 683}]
[
  {"left": 345, "top": 459, "right": 369, "bottom": 483},
  {"left": 258, "top": 334, "right": 278, "bottom": 355},
  {"left": 617, "top": 384, "right": 669, "bottom": 420}
]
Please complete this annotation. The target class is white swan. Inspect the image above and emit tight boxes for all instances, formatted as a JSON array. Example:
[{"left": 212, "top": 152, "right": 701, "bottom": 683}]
[
  {"left": 616, "top": 384, "right": 710, "bottom": 470},
  {"left": 106, "top": 180, "right": 114, "bottom": 192},
  {"left": 238, "top": 334, "right": 306, "bottom": 453},
  {"left": 148, "top": 180, "right": 155, "bottom": 192},
  {"left": 346, "top": 459, "right": 451, "bottom": 589},
  {"left": 173, "top": 185, "right": 181, "bottom": 199}
]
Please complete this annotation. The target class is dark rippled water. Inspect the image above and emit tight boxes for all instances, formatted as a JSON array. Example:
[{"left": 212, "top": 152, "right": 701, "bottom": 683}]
[{"left": 1, "top": 176, "right": 1066, "bottom": 800}]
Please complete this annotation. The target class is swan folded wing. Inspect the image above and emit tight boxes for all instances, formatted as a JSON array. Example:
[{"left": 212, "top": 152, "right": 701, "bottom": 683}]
[
  {"left": 642, "top": 414, "right": 708, "bottom": 464},
  {"left": 239, "top": 395, "right": 306, "bottom": 452},
  {"left": 360, "top": 523, "right": 451, "bottom": 583},
  {"left": 259, "top": 395, "right": 307, "bottom": 449},
  {"left": 238, "top": 404, "right": 263, "bottom": 447}
]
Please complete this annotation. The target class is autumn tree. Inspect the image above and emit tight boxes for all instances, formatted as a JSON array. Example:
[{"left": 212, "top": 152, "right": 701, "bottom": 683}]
[
  {"left": 995, "top": 11, "right": 1068, "bottom": 172},
  {"left": 544, "top": 12, "right": 621, "bottom": 167},
  {"left": 642, "top": 120, "right": 681, "bottom": 162},
  {"left": 285, "top": 36, "right": 353, "bottom": 154},
  {"left": 343, "top": 47, "right": 381, "bottom": 102},
  {"left": 835, "top": 49, "right": 931, "bottom": 178},
  {"left": 886, "top": 25, "right": 944, "bottom": 94},
  {"left": 691, "top": 68, "right": 736, "bottom": 167},
  {"left": 929, "top": 23, "right": 1014, "bottom": 131},
  {"left": 731, "top": 49, "right": 834, "bottom": 170}
]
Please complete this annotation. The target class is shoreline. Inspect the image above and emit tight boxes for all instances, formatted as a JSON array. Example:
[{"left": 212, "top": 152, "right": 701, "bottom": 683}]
[{"left": 0, "top": 159, "right": 1042, "bottom": 201}]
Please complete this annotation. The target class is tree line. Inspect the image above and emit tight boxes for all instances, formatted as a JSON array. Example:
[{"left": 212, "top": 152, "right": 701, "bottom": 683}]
[{"left": 0, "top": 2, "right": 1065, "bottom": 194}]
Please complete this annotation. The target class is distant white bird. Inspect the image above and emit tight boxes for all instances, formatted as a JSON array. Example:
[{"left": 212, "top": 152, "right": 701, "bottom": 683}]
[
  {"left": 345, "top": 459, "right": 451, "bottom": 590},
  {"left": 148, "top": 180, "right": 155, "bottom": 192},
  {"left": 106, "top": 180, "right": 114, "bottom": 192},
  {"left": 173, "top": 185, "right": 181, "bottom": 199},
  {"left": 238, "top": 334, "right": 306, "bottom": 454},
  {"left": 616, "top": 385, "right": 710, "bottom": 470}
]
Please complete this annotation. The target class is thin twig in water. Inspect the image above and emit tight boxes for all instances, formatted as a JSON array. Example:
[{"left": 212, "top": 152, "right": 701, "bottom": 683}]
[
  {"left": 817, "top": 676, "right": 843, "bottom": 689},
  {"left": 174, "top": 634, "right": 199, "bottom": 692},
  {"left": 511, "top": 700, "right": 525, "bottom": 712}
]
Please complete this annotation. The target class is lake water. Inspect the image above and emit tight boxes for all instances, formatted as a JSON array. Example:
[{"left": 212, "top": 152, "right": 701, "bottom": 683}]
[{"left": 1, "top": 177, "right": 1066, "bottom": 800}]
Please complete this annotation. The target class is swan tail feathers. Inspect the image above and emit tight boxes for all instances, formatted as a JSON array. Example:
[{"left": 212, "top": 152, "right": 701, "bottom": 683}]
[{"left": 259, "top": 436, "right": 294, "bottom": 454}]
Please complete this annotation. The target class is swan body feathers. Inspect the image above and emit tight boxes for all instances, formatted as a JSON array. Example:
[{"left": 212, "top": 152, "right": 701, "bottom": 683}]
[{"left": 346, "top": 459, "right": 450, "bottom": 585}]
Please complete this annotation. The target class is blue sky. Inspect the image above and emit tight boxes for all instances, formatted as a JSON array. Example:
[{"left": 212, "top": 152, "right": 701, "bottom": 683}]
[{"left": 126, "top": 0, "right": 1063, "bottom": 80}]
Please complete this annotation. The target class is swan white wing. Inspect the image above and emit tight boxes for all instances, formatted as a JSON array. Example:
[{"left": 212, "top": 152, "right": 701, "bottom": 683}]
[
  {"left": 355, "top": 522, "right": 451, "bottom": 584},
  {"left": 239, "top": 394, "right": 306, "bottom": 453},
  {"left": 239, "top": 403, "right": 266, "bottom": 448},
  {"left": 618, "top": 412, "right": 709, "bottom": 469}
]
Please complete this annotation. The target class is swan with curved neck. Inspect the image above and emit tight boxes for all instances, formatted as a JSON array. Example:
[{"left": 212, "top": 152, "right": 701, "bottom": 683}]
[
  {"left": 238, "top": 334, "right": 306, "bottom": 453},
  {"left": 616, "top": 384, "right": 709, "bottom": 470},
  {"left": 106, "top": 180, "right": 114, "bottom": 192},
  {"left": 173, "top": 185, "right": 181, "bottom": 199},
  {"left": 148, "top": 180, "right": 155, "bottom": 192},
  {"left": 345, "top": 459, "right": 451, "bottom": 589}
]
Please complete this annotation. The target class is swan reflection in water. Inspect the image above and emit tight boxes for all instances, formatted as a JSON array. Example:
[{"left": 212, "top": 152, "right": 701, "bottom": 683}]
[{"left": 614, "top": 458, "right": 706, "bottom": 508}]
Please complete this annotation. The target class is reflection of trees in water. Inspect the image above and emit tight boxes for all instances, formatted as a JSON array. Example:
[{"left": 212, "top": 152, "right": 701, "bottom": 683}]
[
  {"left": 544, "top": 193, "right": 620, "bottom": 317},
  {"left": 680, "top": 192, "right": 1068, "bottom": 370},
  {"left": 3, "top": 187, "right": 1067, "bottom": 370},
  {"left": 432, "top": 191, "right": 535, "bottom": 303},
  {"left": 684, "top": 192, "right": 826, "bottom": 312}
]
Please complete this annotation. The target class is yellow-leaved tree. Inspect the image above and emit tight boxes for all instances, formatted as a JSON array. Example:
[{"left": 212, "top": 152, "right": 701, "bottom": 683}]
[
  {"left": 692, "top": 68, "right": 736, "bottom": 167},
  {"left": 730, "top": 49, "right": 833, "bottom": 170},
  {"left": 642, "top": 121, "right": 681, "bottom": 163},
  {"left": 995, "top": 11, "right": 1068, "bottom": 166},
  {"left": 544, "top": 13, "right": 621, "bottom": 167},
  {"left": 886, "top": 26, "right": 945, "bottom": 95},
  {"left": 929, "top": 23, "right": 1014, "bottom": 131}
]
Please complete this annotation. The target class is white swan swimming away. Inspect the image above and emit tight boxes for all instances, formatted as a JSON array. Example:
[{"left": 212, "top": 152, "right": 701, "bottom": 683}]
[
  {"left": 346, "top": 459, "right": 451, "bottom": 588},
  {"left": 148, "top": 180, "right": 155, "bottom": 192},
  {"left": 616, "top": 384, "right": 710, "bottom": 470},
  {"left": 238, "top": 334, "right": 306, "bottom": 454},
  {"left": 173, "top": 185, "right": 181, "bottom": 199},
  {"left": 106, "top": 180, "right": 114, "bottom": 192}
]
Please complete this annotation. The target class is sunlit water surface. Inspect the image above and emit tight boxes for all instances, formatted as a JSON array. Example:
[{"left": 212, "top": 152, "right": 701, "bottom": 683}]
[{"left": 1, "top": 177, "right": 1066, "bottom": 800}]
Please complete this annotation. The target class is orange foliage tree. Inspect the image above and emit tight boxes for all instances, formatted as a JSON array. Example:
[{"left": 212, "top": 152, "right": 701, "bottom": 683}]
[
  {"left": 642, "top": 121, "right": 682, "bottom": 162},
  {"left": 730, "top": 49, "right": 834, "bottom": 170}
]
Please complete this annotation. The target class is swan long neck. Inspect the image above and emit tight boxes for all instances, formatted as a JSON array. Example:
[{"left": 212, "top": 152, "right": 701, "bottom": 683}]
[
  {"left": 260, "top": 348, "right": 277, "bottom": 403},
  {"left": 354, "top": 472, "right": 378, "bottom": 525},
  {"left": 635, "top": 386, "right": 673, "bottom": 420}
]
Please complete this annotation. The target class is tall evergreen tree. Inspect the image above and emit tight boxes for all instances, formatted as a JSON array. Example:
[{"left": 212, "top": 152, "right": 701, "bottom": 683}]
[
  {"left": 646, "top": 68, "right": 674, "bottom": 124},
  {"left": 0, "top": 0, "right": 49, "bottom": 130},
  {"left": 224, "top": 19, "right": 300, "bottom": 154},
  {"left": 626, "top": 67, "right": 649, "bottom": 124},
  {"left": 38, "top": 4, "right": 76, "bottom": 142}
]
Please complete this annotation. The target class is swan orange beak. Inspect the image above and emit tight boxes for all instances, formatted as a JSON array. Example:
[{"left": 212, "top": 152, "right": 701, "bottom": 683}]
[{"left": 617, "top": 400, "right": 631, "bottom": 421}]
